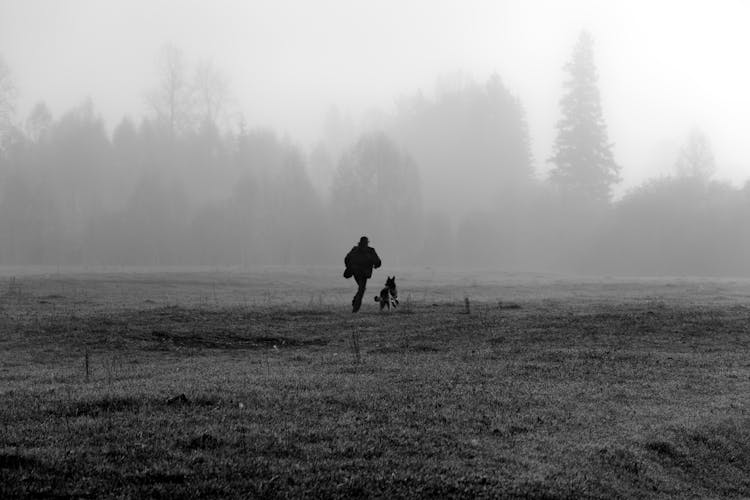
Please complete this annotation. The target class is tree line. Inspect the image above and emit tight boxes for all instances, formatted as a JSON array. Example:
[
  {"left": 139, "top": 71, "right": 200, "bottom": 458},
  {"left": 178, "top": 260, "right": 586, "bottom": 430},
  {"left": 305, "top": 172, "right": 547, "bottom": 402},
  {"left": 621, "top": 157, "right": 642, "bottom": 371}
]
[{"left": 0, "top": 35, "right": 749, "bottom": 275}]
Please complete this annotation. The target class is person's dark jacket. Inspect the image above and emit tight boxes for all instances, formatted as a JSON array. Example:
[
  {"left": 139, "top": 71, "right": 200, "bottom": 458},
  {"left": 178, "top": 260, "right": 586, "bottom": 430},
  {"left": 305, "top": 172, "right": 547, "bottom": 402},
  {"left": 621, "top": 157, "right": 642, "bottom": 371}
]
[{"left": 344, "top": 245, "right": 381, "bottom": 279}]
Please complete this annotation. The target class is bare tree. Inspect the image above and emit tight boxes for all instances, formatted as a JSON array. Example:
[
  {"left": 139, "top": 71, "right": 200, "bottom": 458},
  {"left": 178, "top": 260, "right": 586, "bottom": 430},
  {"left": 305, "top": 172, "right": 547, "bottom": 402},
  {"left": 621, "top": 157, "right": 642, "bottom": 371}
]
[
  {"left": 25, "top": 101, "right": 53, "bottom": 143},
  {"left": 193, "top": 60, "right": 230, "bottom": 130},
  {"left": 147, "top": 44, "right": 192, "bottom": 138},
  {"left": 0, "top": 56, "right": 18, "bottom": 150},
  {"left": 675, "top": 128, "right": 716, "bottom": 181}
]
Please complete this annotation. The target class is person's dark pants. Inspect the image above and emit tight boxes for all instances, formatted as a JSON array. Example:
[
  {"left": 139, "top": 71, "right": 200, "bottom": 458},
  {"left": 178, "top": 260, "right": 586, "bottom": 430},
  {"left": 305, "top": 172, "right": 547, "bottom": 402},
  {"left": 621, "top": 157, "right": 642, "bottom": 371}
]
[{"left": 352, "top": 275, "right": 368, "bottom": 312}]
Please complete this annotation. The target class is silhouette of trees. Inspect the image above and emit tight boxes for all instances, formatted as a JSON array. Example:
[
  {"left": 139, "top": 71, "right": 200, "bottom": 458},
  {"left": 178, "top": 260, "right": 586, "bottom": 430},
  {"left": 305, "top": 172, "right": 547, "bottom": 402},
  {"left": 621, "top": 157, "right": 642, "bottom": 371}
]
[
  {"left": 675, "top": 128, "right": 716, "bottom": 181},
  {"left": 588, "top": 127, "right": 744, "bottom": 276},
  {"left": 0, "top": 174, "right": 61, "bottom": 263},
  {"left": 2, "top": 110, "right": 53, "bottom": 266},
  {"left": 24, "top": 102, "right": 53, "bottom": 144},
  {"left": 148, "top": 44, "right": 193, "bottom": 139},
  {"left": 308, "top": 142, "right": 336, "bottom": 200},
  {"left": 549, "top": 31, "right": 620, "bottom": 203},
  {"left": 389, "top": 74, "right": 536, "bottom": 267},
  {"left": 3, "top": 42, "right": 750, "bottom": 274},
  {"left": 0, "top": 56, "right": 17, "bottom": 151},
  {"left": 0, "top": 57, "right": 14, "bottom": 120},
  {"left": 251, "top": 132, "right": 322, "bottom": 265},
  {"left": 193, "top": 60, "right": 230, "bottom": 130},
  {"left": 191, "top": 129, "right": 324, "bottom": 266},
  {"left": 394, "top": 74, "right": 533, "bottom": 217},
  {"left": 331, "top": 132, "right": 422, "bottom": 263},
  {"left": 420, "top": 212, "right": 454, "bottom": 264},
  {"left": 596, "top": 176, "right": 746, "bottom": 275},
  {"left": 110, "top": 116, "right": 141, "bottom": 209}
]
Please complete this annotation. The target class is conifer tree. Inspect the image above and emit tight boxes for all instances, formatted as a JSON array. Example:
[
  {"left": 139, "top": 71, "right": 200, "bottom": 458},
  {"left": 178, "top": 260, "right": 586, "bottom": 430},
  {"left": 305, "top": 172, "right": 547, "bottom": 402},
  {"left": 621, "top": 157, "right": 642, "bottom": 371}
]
[{"left": 549, "top": 31, "right": 620, "bottom": 202}]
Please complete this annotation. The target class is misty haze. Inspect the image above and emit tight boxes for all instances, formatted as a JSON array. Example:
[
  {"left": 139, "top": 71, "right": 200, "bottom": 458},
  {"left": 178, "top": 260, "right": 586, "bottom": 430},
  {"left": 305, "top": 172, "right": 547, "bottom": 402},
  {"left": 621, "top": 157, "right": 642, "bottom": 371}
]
[
  {"left": 0, "top": 1, "right": 749, "bottom": 273},
  {"left": 2, "top": 1, "right": 750, "bottom": 498}
]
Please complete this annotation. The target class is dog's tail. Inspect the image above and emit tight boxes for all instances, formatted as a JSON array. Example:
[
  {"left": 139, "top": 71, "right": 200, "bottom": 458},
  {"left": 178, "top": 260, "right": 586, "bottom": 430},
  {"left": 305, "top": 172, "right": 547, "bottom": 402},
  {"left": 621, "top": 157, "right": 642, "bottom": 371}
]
[{"left": 374, "top": 296, "right": 381, "bottom": 302}]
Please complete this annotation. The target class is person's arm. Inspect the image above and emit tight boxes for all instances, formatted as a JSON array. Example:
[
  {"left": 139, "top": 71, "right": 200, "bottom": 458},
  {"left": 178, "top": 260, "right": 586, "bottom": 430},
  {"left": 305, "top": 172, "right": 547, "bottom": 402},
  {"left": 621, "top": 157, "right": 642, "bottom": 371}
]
[{"left": 371, "top": 249, "right": 382, "bottom": 269}]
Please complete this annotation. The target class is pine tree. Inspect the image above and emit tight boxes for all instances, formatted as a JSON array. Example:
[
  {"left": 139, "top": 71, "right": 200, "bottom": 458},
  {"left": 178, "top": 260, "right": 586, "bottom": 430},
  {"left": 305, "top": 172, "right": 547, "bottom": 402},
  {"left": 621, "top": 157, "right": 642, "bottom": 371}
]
[{"left": 549, "top": 31, "right": 620, "bottom": 202}]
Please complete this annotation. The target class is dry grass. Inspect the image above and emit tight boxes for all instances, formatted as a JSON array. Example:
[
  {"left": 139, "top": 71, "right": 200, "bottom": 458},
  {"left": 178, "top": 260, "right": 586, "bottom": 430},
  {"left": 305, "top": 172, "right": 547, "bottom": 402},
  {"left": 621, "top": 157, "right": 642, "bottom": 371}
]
[{"left": 2, "top": 269, "right": 750, "bottom": 498}]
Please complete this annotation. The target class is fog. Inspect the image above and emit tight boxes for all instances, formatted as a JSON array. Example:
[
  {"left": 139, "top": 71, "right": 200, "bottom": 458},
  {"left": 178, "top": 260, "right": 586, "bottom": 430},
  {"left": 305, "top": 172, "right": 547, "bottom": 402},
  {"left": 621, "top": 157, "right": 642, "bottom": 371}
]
[{"left": 0, "top": 0, "right": 749, "bottom": 274}]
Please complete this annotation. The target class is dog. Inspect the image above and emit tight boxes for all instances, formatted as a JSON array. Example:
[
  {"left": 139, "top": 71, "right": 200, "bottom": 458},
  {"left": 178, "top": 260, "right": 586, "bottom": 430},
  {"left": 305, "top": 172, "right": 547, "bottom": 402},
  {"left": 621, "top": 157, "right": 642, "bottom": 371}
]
[{"left": 374, "top": 276, "right": 399, "bottom": 310}]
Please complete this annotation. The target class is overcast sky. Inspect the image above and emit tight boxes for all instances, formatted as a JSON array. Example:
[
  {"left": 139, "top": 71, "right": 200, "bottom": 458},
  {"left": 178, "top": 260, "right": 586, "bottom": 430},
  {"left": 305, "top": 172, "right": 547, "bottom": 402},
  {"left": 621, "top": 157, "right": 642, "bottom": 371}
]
[{"left": 1, "top": 0, "right": 748, "bottom": 194}]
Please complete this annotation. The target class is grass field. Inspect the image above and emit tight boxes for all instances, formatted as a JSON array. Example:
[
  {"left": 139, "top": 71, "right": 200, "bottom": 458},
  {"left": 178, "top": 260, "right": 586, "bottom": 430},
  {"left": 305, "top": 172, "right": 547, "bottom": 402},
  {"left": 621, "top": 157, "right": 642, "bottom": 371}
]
[{"left": 2, "top": 268, "right": 750, "bottom": 498}]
